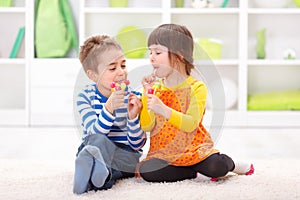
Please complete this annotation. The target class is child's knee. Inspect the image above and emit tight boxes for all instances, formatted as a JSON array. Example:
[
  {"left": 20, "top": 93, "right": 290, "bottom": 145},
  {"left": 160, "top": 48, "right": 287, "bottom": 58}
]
[{"left": 86, "top": 134, "right": 111, "bottom": 147}]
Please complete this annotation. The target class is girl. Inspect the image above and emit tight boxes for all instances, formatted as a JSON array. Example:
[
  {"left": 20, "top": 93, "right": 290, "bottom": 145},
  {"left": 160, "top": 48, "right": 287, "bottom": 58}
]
[
  {"left": 138, "top": 24, "right": 254, "bottom": 182},
  {"left": 73, "top": 35, "right": 146, "bottom": 194}
]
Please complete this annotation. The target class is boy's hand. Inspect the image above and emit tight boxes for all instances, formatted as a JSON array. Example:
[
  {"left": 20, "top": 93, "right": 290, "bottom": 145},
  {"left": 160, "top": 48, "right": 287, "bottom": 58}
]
[
  {"left": 127, "top": 94, "right": 142, "bottom": 120},
  {"left": 105, "top": 90, "right": 126, "bottom": 114}
]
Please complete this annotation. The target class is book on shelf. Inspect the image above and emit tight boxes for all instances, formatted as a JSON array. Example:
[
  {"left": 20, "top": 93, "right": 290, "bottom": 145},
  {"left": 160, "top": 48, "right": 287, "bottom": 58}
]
[{"left": 9, "top": 26, "right": 25, "bottom": 58}]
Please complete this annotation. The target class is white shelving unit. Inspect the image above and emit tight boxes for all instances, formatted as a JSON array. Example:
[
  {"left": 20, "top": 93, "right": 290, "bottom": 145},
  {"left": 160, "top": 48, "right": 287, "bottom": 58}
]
[
  {"left": 0, "top": 0, "right": 299, "bottom": 127},
  {"left": 0, "top": 0, "right": 81, "bottom": 126},
  {"left": 0, "top": 0, "right": 28, "bottom": 125},
  {"left": 246, "top": 1, "right": 300, "bottom": 127}
]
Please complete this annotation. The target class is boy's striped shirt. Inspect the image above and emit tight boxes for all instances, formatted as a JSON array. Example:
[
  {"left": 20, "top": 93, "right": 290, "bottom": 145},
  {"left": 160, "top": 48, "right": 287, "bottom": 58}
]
[{"left": 76, "top": 84, "right": 146, "bottom": 150}]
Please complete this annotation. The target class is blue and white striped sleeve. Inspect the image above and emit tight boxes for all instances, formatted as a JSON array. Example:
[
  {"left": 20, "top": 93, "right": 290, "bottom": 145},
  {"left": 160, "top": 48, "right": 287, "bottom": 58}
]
[
  {"left": 127, "top": 115, "right": 146, "bottom": 150},
  {"left": 76, "top": 89, "right": 115, "bottom": 136}
]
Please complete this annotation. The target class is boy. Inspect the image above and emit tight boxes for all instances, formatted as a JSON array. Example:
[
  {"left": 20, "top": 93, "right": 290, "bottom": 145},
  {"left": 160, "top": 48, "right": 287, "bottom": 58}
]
[{"left": 73, "top": 35, "right": 146, "bottom": 194}]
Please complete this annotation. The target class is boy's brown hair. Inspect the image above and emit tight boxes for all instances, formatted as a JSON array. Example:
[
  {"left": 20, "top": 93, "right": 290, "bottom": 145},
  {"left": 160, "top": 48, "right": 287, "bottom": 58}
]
[{"left": 79, "top": 35, "right": 122, "bottom": 73}]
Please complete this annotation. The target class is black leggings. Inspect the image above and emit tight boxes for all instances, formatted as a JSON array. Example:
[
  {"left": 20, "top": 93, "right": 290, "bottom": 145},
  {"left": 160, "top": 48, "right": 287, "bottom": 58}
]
[{"left": 139, "top": 153, "right": 234, "bottom": 182}]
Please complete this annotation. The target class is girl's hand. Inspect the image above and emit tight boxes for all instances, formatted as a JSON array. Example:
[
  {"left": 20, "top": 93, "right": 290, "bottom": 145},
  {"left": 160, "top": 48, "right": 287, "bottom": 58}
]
[
  {"left": 147, "top": 94, "right": 171, "bottom": 119},
  {"left": 105, "top": 90, "right": 126, "bottom": 114},
  {"left": 142, "top": 74, "right": 156, "bottom": 92},
  {"left": 128, "top": 93, "right": 142, "bottom": 120}
]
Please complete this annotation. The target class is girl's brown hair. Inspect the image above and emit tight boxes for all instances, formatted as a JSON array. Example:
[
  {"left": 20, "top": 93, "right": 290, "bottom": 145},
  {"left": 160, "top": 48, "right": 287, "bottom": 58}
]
[
  {"left": 148, "top": 23, "right": 194, "bottom": 75},
  {"left": 79, "top": 35, "right": 122, "bottom": 73}
]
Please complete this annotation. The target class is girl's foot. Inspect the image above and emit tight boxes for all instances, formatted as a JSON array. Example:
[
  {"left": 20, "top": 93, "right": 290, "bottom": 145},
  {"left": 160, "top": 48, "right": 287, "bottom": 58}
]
[
  {"left": 245, "top": 164, "right": 254, "bottom": 175},
  {"left": 233, "top": 161, "right": 255, "bottom": 175},
  {"left": 210, "top": 178, "right": 218, "bottom": 182}
]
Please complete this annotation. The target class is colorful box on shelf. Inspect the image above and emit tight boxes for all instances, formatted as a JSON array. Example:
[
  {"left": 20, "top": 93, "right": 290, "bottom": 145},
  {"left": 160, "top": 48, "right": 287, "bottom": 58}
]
[
  {"left": 0, "top": 0, "right": 12, "bottom": 7},
  {"left": 194, "top": 38, "right": 222, "bottom": 60}
]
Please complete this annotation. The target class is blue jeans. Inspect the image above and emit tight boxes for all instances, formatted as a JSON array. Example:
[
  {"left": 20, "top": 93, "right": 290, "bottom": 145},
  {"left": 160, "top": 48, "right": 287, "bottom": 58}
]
[{"left": 76, "top": 134, "right": 141, "bottom": 191}]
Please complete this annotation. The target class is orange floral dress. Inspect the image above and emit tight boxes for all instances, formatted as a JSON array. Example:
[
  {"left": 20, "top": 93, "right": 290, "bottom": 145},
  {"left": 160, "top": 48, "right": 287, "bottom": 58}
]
[{"left": 140, "top": 76, "right": 218, "bottom": 166}]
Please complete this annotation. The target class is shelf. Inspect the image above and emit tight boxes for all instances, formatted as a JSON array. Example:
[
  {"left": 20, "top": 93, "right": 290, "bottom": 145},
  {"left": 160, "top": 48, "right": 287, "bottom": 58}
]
[
  {"left": 248, "top": 59, "right": 300, "bottom": 66},
  {"left": 84, "top": 12, "right": 162, "bottom": 39},
  {"left": 0, "top": 7, "right": 26, "bottom": 13},
  {"left": 84, "top": 0, "right": 162, "bottom": 8},
  {"left": 195, "top": 59, "right": 239, "bottom": 66},
  {"left": 248, "top": 8, "right": 300, "bottom": 14},
  {"left": 248, "top": 65, "right": 300, "bottom": 94},
  {"left": 84, "top": 7, "right": 163, "bottom": 13},
  {"left": 245, "top": 111, "right": 300, "bottom": 127},
  {"left": 172, "top": 14, "right": 239, "bottom": 59},
  {"left": 0, "top": 13, "right": 25, "bottom": 58},
  {"left": 248, "top": 14, "right": 300, "bottom": 60},
  {"left": 1, "top": 0, "right": 299, "bottom": 127},
  {"left": 0, "top": 63, "right": 26, "bottom": 109},
  {"left": 0, "top": 58, "right": 26, "bottom": 64},
  {"left": 170, "top": 8, "right": 240, "bottom": 14}
]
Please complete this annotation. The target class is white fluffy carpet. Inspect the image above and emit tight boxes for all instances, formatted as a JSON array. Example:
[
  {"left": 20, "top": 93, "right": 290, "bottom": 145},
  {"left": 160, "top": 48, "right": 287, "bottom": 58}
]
[{"left": 1, "top": 159, "right": 299, "bottom": 200}]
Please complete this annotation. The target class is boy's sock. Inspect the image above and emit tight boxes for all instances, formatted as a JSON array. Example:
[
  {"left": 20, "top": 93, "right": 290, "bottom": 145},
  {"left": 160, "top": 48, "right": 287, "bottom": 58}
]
[
  {"left": 73, "top": 146, "right": 94, "bottom": 194},
  {"left": 232, "top": 161, "right": 254, "bottom": 175},
  {"left": 84, "top": 145, "right": 109, "bottom": 188}
]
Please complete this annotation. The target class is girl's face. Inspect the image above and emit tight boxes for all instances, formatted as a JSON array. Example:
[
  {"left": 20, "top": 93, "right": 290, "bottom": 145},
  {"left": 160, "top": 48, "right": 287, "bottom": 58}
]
[
  {"left": 149, "top": 44, "right": 173, "bottom": 78},
  {"left": 95, "top": 49, "right": 127, "bottom": 96}
]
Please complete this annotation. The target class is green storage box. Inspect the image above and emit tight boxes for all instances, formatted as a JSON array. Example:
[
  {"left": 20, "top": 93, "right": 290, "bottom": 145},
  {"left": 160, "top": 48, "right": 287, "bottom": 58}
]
[
  {"left": 109, "top": 0, "right": 128, "bottom": 7},
  {"left": 0, "top": 0, "right": 12, "bottom": 7},
  {"left": 194, "top": 38, "right": 222, "bottom": 60},
  {"left": 248, "top": 90, "right": 300, "bottom": 110}
]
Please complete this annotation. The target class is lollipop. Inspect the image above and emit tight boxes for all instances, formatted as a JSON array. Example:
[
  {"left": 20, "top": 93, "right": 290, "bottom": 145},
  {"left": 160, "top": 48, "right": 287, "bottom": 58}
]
[
  {"left": 111, "top": 80, "right": 130, "bottom": 92},
  {"left": 147, "top": 88, "right": 154, "bottom": 94},
  {"left": 153, "top": 81, "right": 161, "bottom": 90},
  {"left": 147, "top": 81, "right": 161, "bottom": 95}
]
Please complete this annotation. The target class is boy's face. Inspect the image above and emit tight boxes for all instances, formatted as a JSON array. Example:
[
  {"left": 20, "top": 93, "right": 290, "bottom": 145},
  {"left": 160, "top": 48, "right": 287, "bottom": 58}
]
[
  {"left": 95, "top": 49, "right": 127, "bottom": 96},
  {"left": 149, "top": 44, "right": 172, "bottom": 78}
]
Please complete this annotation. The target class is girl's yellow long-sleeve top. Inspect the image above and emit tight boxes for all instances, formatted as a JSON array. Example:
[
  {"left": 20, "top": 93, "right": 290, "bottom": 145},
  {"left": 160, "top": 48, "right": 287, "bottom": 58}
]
[{"left": 140, "top": 76, "right": 218, "bottom": 166}]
